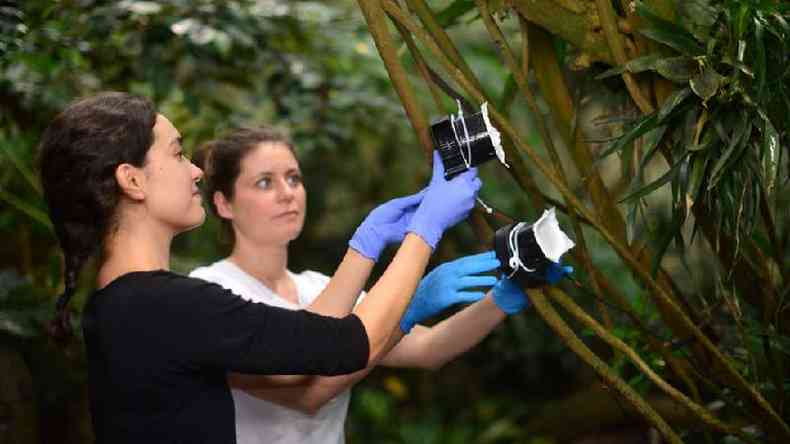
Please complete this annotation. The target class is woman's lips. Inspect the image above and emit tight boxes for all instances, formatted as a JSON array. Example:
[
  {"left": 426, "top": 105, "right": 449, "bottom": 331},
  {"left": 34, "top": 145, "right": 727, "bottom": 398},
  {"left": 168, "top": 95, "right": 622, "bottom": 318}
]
[{"left": 276, "top": 210, "right": 299, "bottom": 219}]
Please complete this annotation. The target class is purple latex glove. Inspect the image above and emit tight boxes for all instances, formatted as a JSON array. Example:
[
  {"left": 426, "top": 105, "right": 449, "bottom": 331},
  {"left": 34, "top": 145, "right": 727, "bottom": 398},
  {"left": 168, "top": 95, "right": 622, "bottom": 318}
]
[
  {"left": 349, "top": 190, "right": 426, "bottom": 261},
  {"left": 407, "top": 151, "right": 481, "bottom": 249}
]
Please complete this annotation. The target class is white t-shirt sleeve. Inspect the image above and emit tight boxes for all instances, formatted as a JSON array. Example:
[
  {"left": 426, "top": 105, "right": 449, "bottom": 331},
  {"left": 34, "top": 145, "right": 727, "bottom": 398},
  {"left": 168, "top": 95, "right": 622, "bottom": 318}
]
[{"left": 299, "top": 270, "right": 366, "bottom": 306}]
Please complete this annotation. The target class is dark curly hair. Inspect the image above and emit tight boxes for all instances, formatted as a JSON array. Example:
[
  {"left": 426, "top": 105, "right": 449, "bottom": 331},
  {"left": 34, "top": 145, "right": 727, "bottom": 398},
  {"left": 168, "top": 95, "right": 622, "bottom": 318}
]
[{"left": 38, "top": 92, "right": 157, "bottom": 343}]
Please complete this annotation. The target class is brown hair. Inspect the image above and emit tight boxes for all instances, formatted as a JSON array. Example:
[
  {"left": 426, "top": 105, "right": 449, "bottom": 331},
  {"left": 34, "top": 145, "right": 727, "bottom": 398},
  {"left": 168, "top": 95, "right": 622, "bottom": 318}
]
[
  {"left": 39, "top": 92, "right": 157, "bottom": 342},
  {"left": 195, "top": 127, "right": 295, "bottom": 244}
]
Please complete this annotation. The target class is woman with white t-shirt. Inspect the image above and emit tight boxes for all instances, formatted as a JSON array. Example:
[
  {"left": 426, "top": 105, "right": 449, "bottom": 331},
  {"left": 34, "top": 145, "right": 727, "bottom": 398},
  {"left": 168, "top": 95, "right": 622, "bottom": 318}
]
[{"left": 190, "top": 127, "right": 534, "bottom": 444}]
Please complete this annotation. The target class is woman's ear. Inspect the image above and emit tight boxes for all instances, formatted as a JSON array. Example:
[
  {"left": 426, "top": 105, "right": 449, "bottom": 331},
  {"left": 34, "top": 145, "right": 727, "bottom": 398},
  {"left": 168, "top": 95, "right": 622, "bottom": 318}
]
[
  {"left": 115, "top": 163, "right": 146, "bottom": 201},
  {"left": 214, "top": 191, "right": 234, "bottom": 220}
]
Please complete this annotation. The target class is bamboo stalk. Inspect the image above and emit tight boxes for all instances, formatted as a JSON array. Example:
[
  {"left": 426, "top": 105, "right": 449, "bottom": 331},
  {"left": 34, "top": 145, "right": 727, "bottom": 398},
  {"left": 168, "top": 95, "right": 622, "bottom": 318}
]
[
  {"left": 476, "top": 0, "right": 614, "bottom": 330},
  {"left": 547, "top": 287, "right": 760, "bottom": 443},
  {"left": 374, "top": 2, "right": 790, "bottom": 436},
  {"left": 528, "top": 288, "right": 684, "bottom": 444},
  {"left": 357, "top": 0, "right": 433, "bottom": 157},
  {"left": 525, "top": 24, "right": 629, "bottom": 246},
  {"left": 593, "top": 0, "right": 655, "bottom": 113}
]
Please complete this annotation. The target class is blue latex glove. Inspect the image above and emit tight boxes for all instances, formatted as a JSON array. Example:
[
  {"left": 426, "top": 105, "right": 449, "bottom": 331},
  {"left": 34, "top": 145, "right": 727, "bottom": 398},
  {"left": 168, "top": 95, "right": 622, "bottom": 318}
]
[
  {"left": 492, "top": 276, "right": 529, "bottom": 314},
  {"left": 493, "top": 261, "right": 574, "bottom": 314},
  {"left": 349, "top": 190, "right": 426, "bottom": 261},
  {"left": 400, "top": 251, "right": 500, "bottom": 333},
  {"left": 545, "top": 261, "right": 574, "bottom": 284},
  {"left": 407, "top": 151, "right": 481, "bottom": 249}
]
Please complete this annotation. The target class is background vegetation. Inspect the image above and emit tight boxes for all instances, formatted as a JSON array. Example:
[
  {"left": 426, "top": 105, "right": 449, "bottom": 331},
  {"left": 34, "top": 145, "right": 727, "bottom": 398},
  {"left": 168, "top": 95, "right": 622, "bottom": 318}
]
[{"left": 1, "top": 0, "right": 787, "bottom": 443}]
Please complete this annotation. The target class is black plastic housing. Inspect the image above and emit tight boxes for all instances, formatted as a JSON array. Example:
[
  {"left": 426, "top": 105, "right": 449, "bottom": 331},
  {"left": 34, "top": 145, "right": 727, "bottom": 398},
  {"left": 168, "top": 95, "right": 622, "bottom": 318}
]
[
  {"left": 430, "top": 111, "right": 497, "bottom": 180},
  {"left": 493, "top": 222, "right": 552, "bottom": 288}
]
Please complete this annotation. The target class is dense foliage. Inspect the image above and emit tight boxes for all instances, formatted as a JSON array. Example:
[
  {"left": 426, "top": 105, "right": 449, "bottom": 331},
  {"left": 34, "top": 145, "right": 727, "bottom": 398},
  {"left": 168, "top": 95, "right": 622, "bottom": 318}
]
[{"left": 1, "top": 0, "right": 788, "bottom": 443}]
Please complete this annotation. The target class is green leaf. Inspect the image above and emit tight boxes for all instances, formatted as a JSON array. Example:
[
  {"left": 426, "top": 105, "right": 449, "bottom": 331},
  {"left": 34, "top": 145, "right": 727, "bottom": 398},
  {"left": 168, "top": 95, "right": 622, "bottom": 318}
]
[
  {"left": 498, "top": 74, "right": 517, "bottom": 112},
  {"left": 436, "top": 0, "right": 475, "bottom": 28},
  {"left": 595, "top": 54, "right": 663, "bottom": 79},
  {"left": 639, "top": 125, "right": 669, "bottom": 171},
  {"left": 678, "top": 0, "right": 721, "bottom": 42},
  {"left": 708, "top": 113, "right": 751, "bottom": 190},
  {"left": 599, "top": 114, "right": 659, "bottom": 160},
  {"left": 0, "top": 134, "right": 42, "bottom": 195},
  {"left": 657, "top": 87, "right": 692, "bottom": 122},
  {"left": 759, "top": 113, "right": 780, "bottom": 195},
  {"left": 753, "top": 15, "right": 767, "bottom": 101},
  {"left": 690, "top": 65, "right": 725, "bottom": 101},
  {"left": 637, "top": 3, "right": 705, "bottom": 55},
  {"left": 620, "top": 153, "right": 691, "bottom": 204},
  {"left": 687, "top": 153, "right": 709, "bottom": 204},
  {"left": 655, "top": 56, "right": 695, "bottom": 83},
  {"left": 0, "top": 186, "right": 53, "bottom": 232}
]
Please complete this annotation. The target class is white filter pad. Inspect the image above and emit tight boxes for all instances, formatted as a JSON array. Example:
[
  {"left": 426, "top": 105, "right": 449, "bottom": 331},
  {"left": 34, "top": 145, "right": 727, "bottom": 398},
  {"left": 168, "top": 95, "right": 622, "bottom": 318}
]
[
  {"left": 533, "top": 207, "right": 575, "bottom": 262},
  {"left": 481, "top": 102, "right": 508, "bottom": 168}
]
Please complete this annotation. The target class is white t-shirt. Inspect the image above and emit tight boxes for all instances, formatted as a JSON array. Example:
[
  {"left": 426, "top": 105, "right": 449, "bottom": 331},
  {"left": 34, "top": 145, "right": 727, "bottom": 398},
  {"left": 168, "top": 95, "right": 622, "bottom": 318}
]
[{"left": 190, "top": 260, "right": 355, "bottom": 444}]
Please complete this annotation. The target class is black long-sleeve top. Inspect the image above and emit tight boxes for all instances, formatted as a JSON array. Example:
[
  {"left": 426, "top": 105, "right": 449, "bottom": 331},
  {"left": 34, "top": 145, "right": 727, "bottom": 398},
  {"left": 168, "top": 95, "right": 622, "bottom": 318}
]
[{"left": 82, "top": 270, "right": 369, "bottom": 444}]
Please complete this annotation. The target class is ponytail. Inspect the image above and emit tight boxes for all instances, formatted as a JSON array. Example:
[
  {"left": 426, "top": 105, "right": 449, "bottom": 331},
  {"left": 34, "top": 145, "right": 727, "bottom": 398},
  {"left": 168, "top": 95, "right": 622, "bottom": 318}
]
[
  {"left": 38, "top": 92, "right": 157, "bottom": 346},
  {"left": 47, "top": 256, "right": 83, "bottom": 343}
]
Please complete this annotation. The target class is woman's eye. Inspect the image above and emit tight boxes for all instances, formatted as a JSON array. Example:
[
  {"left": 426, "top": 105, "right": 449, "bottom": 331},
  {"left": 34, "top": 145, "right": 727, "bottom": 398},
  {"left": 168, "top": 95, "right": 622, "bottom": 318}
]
[
  {"left": 256, "top": 178, "right": 271, "bottom": 189},
  {"left": 287, "top": 174, "right": 302, "bottom": 186}
]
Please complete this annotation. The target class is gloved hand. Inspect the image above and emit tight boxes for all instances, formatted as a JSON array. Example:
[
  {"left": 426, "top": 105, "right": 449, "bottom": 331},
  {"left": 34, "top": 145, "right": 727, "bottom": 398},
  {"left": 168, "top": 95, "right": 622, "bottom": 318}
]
[
  {"left": 349, "top": 190, "right": 426, "bottom": 261},
  {"left": 407, "top": 151, "right": 481, "bottom": 249},
  {"left": 400, "top": 251, "right": 500, "bottom": 333},
  {"left": 492, "top": 261, "right": 574, "bottom": 314},
  {"left": 545, "top": 261, "right": 574, "bottom": 284},
  {"left": 492, "top": 276, "right": 529, "bottom": 314}
]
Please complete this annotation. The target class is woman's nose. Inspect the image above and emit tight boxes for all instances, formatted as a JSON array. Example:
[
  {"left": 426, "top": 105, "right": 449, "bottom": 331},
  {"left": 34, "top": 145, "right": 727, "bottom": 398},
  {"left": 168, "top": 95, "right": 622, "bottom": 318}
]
[
  {"left": 191, "top": 162, "right": 204, "bottom": 181},
  {"left": 275, "top": 179, "right": 294, "bottom": 201}
]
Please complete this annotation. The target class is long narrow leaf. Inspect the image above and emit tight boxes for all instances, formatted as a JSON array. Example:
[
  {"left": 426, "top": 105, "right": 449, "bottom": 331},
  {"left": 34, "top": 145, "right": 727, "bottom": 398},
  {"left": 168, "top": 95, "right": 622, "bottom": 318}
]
[
  {"left": 651, "top": 209, "right": 685, "bottom": 277},
  {"left": 637, "top": 3, "right": 705, "bottom": 55},
  {"left": 0, "top": 187, "right": 53, "bottom": 232},
  {"left": 0, "top": 136, "right": 42, "bottom": 195},
  {"left": 708, "top": 113, "right": 751, "bottom": 190},
  {"left": 658, "top": 87, "right": 692, "bottom": 122},
  {"left": 599, "top": 113, "right": 659, "bottom": 160},
  {"left": 620, "top": 153, "right": 691, "bottom": 204},
  {"left": 595, "top": 54, "right": 664, "bottom": 79},
  {"left": 759, "top": 112, "right": 780, "bottom": 195}
]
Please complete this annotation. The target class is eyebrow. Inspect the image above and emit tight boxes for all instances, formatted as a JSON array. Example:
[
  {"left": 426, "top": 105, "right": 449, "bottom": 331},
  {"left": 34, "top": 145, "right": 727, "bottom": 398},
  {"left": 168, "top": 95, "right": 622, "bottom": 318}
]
[{"left": 253, "top": 168, "right": 301, "bottom": 179}]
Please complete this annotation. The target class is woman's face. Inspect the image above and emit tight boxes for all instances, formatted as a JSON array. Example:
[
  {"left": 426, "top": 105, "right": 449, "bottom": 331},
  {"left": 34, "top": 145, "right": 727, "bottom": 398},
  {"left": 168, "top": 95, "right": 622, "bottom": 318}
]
[
  {"left": 141, "top": 114, "right": 205, "bottom": 233},
  {"left": 224, "top": 142, "right": 306, "bottom": 246}
]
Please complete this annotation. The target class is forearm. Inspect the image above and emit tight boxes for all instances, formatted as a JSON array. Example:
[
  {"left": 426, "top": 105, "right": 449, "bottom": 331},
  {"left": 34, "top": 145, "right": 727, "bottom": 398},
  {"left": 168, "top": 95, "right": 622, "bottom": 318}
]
[
  {"left": 354, "top": 234, "right": 430, "bottom": 364},
  {"left": 307, "top": 248, "right": 373, "bottom": 317},
  {"left": 381, "top": 292, "right": 507, "bottom": 370},
  {"left": 227, "top": 373, "right": 315, "bottom": 389},
  {"left": 240, "top": 332, "right": 405, "bottom": 414}
]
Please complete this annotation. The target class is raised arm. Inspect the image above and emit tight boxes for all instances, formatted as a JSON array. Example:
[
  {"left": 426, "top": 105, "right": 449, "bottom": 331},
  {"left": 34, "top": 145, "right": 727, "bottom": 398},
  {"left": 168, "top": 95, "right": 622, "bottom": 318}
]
[{"left": 307, "top": 190, "right": 425, "bottom": 317}]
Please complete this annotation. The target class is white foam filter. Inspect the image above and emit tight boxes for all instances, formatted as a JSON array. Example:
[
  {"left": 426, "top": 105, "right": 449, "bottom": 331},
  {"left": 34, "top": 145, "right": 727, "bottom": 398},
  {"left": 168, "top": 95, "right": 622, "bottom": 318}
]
[
  {"left": 533, "top": 207, "right": 575, "bottom": 263},
  {"left": 480, "top": 102, "right": 509, "bottom": 168}
]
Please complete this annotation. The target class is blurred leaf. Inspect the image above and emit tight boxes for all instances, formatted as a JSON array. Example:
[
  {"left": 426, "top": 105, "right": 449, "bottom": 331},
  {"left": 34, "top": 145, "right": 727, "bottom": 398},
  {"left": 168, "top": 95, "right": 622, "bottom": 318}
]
[
  {"left": 436, "top": 0, "right": 475, "bottom": 28},
  {"left": 620, "top": 152, "right": 691, "bottom": 204},
  {"left": 657, "top": 87, "right": 692, "bottom": 122},
  {"left": 595, "top": 54, "right": 663, "bottom": 79},
  {"left": 759, "top": 112, "right": 780, "bottom": 195},
  {"left": 0, "top": 186, "right": 53, "bottom": 231},
  {"left": 708, "top": 113, "right": 751, "bottom": 190},
  {"left": 637, "top": 2, "right": 705, "bottom": 56},
  {"left": 678, "top": 0, "right": 721, "bottom": 42},
  {"left": 599, "top": 114, "right": 659, "bottom": 160},
  {"left": 655, "top": 56, "right": 695, "bottom": 83},
  {"left": 690, "top": 65, "right": 725, "bottom": 101}
]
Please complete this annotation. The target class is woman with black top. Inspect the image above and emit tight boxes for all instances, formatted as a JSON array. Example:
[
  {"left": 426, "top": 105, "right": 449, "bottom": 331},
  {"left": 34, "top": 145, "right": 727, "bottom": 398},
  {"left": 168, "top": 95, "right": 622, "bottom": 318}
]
[{"left": 38, "top": 92, "right": 481, "bottom": 443}]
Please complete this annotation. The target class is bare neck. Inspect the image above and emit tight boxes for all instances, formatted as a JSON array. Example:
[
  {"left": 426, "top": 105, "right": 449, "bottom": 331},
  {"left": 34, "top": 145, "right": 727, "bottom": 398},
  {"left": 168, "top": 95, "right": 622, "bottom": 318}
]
[
  {"left": 97, "top": 221, "right": 173, "bottom": 289},
  {"left": 228, "top": 236, "right": 293, "bottom": 295}
]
